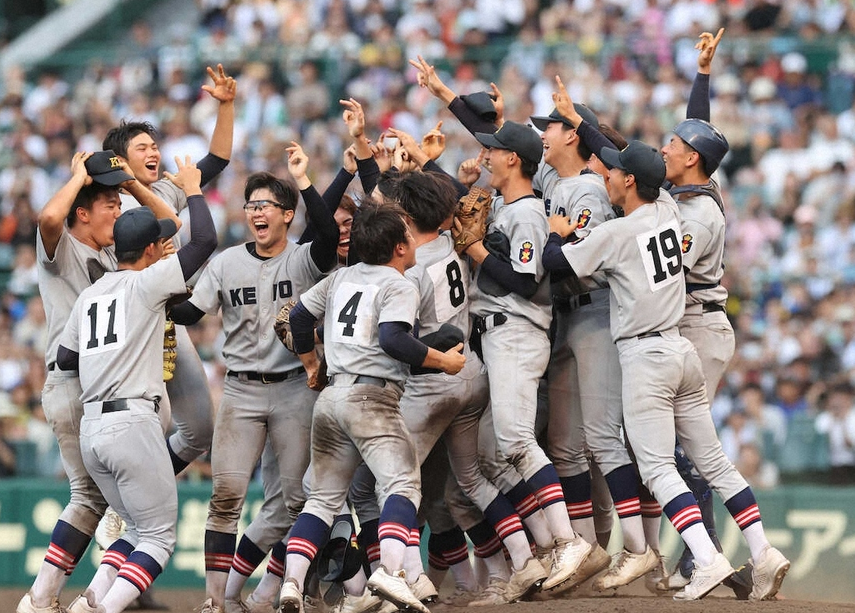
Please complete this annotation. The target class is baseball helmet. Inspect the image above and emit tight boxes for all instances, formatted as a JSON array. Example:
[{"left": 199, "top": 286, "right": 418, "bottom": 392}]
[
  {"left": 673, "top": 118, "right": 729, "bottom": 176},
  {"left": 316, "top": 519, "right": 363, "bottom": 582}
]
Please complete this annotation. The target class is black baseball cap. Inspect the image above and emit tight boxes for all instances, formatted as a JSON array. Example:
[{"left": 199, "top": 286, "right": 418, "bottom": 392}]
[
  {"left": 85, "top": 150, "right": 134, "bottom": 186},
  {"left": 475, "top": 121, "right": 543, "bottom": 166},
  {"left": 599, "top": 141, "right": 665, "bottom": 189},
  {"left": 113, "top": 207, "right": 178, "bottom": 253},
  {"left": 530, "top": 103, "right": 598, "bottom": 132},
  {"left": 460, "top": 91, "right": 497, "bottom": 122}
]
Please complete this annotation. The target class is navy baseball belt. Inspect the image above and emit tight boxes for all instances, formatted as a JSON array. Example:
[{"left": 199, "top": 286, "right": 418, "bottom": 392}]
[
  {"left": 636, "top": 331, "right": 662, "bottom": 340},
  {"left": 328, "top": 374, "right": 388, "bottom": 388},
  {"left": 702, "top": 303, "right": 725, "bottom": 313},
  {"left": 553, "top": 293, "right": 592, "bottom": 313},
  {"left": 472, "top": 313, "right": 508, "bottom": 335},
  {"left": 83, "top": 398, "right": 159, "bottom": 416},
  {"left": 227, "top": 366, "right": 305, "bottom": 383}
]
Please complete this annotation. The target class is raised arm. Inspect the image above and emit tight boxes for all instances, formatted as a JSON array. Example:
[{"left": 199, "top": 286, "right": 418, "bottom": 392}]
[
  {"left": 38, "top": 152, "right": 93, "bottom": 258},
  {"left": 197, "top": 63, "right": 237, "bottom": 184},
  {"left": 553, "top": 76, "right": 616, "bottom": 156},
  {"left": 164, "top": 156, "right": 217, "bottom": 279},
  {"left": 287, "top": 141, "right": 340, "bottom": 272},
  {"left": 686, "top": 28, "right": 724, "bottom": 121}
]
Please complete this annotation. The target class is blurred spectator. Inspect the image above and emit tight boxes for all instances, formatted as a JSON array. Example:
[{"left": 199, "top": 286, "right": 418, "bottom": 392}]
[
  {"left": 0, "top": 392, "right": 19, "bottom": 476},
  {"left": 735, "top": 442, "right": 780, "bottom": 490},
  {"left": 815, "top": 381, "right": 855, "bottom": 484}
]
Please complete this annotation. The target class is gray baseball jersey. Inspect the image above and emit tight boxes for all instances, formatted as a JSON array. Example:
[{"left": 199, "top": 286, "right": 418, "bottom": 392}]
[
  {"left": 405, "top": 233, "right": 470, "bottom": 341},
  {"left": 61, "top": 256, "right": 186, "bottom": 403},
  {"left": 300, "top": 263, "right": 420, "bottom": 387},
  {"left": 189, "top": 241, "right": 321, "bottom": 372},
  {"left": 560, "top": 189, "right": 685, "bottom": 341},
  {"left": 37, "top": 229, "right": 117, "bottom": 367},
  {"left": 677, "top": 191, "right": 727, "bottom": 307},
  {"left": 469, "top": 195, "right": 552, "bottom": 330},
  {"left": 533, "top": 163, "right": 560, "bottom": 211}
]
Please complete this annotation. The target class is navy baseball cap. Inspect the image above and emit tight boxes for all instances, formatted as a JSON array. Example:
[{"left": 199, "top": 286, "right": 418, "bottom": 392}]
[
  {"left": 530, "top": 103, "right": 598, "bottom": 132},
  {"left": 599, "top": 141, "right": 665, "bottom": 190},
  {"left": 113, "top": 207, "right": 178, "bottom": 253},
  {"left": 475, "top": 121, "right": 543, "bottom": 166},
  {"left": 460, "top": 91, "right": 498, "bottom": 122},
  {"left": 85, "top": 150, "right": 134, "bottom": 186}
]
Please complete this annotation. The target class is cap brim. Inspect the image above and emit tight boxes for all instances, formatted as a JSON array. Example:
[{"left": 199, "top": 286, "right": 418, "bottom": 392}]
[
  {"left": 598, "top": 146, "right": 623, "bottom": 171},
  {"left": 475, "top": 132, "right": 504, "bottom": 150},
  {"left": 157, "top": 218, "right": 178, "bottom": 241},
  {"left": 91, "top": 169, "right": 135, "bottom": 187},
  {"left": 529, "top": 116, "right": 553, "bottom": 131}
]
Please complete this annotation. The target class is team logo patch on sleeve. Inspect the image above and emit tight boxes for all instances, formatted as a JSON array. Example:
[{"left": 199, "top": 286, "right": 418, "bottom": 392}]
[
  {"left": 519, "top": 241, "right": 534, "bottom": 263},
  {"left": 681, "top": 233, "right": 694, "bottom": 254},
  {"left": 576, "top": 208, "right": 592, "bottom": 229}
]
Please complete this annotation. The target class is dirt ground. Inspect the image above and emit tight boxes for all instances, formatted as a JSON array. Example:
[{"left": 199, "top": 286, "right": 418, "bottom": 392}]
[{"left": 3, "top": 586, "right": 854, "bottom": 613}]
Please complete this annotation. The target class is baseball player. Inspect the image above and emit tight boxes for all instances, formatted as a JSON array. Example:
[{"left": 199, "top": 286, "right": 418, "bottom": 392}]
[
  {"left": 167, "top": 143, "right": 339, "bottom": 613},
  {"left": 57, "top": 158, "right": 216, "bottom": 613},
  {"left": 17, "top": 151, "right": 180, "bottom": 613},
  {"left": 543, "top": 139, "right": 789, "bottom": 601},
  {"left": 532, "top": 102, "right": 657, "bottom": 591},
  {"left": 100, "top": 63, "right": 236, "bottom": 479},
  {"left": 277, "top": 203, "right": 465, "bottom": 613},
  {"left": 454, "top": 120, "right": 592, "bottom": 592},
  {"left": 659, "top": 30, "right": 743, "bottom": 591}
]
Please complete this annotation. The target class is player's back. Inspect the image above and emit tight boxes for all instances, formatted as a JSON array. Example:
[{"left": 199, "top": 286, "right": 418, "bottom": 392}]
[
  {"left": 406, "top": 232, "right": 470, "bottom": 340},
  {"left": 676, "top": 189, "right": 727, "bottom": 307}
]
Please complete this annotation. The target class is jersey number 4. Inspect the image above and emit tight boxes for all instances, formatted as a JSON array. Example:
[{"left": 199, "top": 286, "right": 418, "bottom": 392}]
[
  {"left": 338, "top": 291, "right": 362, "bottom": 337},
  {"left": 332, "top": 282, "right": 378, "bottom": 346},
  {"left": 638, "top": 224, "right": 682, "bottom": 292}
]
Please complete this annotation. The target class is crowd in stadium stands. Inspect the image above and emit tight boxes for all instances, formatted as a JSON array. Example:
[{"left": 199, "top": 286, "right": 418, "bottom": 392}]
[{"left": 1, "top": 0, "right": 855, "bottom": 485}]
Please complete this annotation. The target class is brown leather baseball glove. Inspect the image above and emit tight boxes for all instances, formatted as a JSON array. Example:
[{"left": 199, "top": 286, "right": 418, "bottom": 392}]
[{"left": 451, "top": 185, "right": 492, "bottom": 254}]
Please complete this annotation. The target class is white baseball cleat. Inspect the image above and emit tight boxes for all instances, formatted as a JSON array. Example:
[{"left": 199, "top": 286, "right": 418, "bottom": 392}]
[
  {"left": 672, "top": 552, "right": 735, "bottom": 601},
  {"left": 644, "top": 550, "right": 668, "bottom": 594},
  {"left": 224, "top": 599, "right": 249, "bottom": 613},
  {"left": 196, "top": 597, "right": 223, "bottom": 613},
  {"left": 367, "top": 566, "right": 429, "bottom": 613},
  {"left": 593, "top": 545, "right": 660, "bottom": 591},
  {"left": 409, "top": 574, "right": 438, "bottom": 603},
  {"left": 541, "top": 536, "right": 592, "bottom": 591},
  {"left": 67, "top": 593, "right": 104, "bottom": 613},
  {"left": 467, "top": 578, "right": 508, "bottom": 607},
  {"left": 749, "top": 546, "right": 790, "bottom": 601},
  {"left": 245, "top": 593, "right": 277, "bottom": 613},
  {"left": 94, "top": 507, "right": 126, "bottom": 551},
  {"left": 279, "top": 579, "right": 304, "bottom": 613},
  {"left": 330, "top": 588, "right": 384, "bottom": 613},
  {"left": 16, "top": 593, "right": 65, "bottom": 613}
]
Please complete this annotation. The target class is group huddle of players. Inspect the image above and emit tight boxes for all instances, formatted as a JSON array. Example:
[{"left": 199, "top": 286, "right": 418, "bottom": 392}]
[{"left": 18, "top": 28, "right": 790, "bottom": 613}]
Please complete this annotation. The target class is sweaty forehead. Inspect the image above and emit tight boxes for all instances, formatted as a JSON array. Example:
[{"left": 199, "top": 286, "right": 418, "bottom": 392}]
[{"left": 249, "top": 187, "right": 277, "bottom": 203}]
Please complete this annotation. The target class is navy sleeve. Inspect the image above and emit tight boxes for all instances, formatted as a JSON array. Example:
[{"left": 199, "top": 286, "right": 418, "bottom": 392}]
[
  {"left": 290, "top": 301, "right": 318, "bottom": 354},
  {"left": 56, "top": 345, "right": 79, "bottom": 371},
  {"left": 448, "top": 97, "right": 499, "bottom": 137},
  {"left": 356, "top": 156, "right": 381, "bottom": 195},
  {"left": 686, "top": 72, "right": 711, "bottom": 121},
  {"left": 169, "top": 301, "right": 205, "bottom": 325},
  {"left": 197, "top": 153, "right": 229, "bottom": 187},
  {"left": 378, "top": 321, "right": 429, "bottom": 366},
  {"left": 300, "top": 168, "right": 354, "bottom": 244},
  {"left": 304, "top": 186, "right": 340, "bottom": 272},
  {"left": 480, "top": 254, "right": 538, "bottom": 299},
  {"left": 542, "top": 233, "right": 573, "bottom": 271},
  {"left": 577, "top": 119, "right": 617, "bottom": 156},
  {"left": 422, "top": 159, "right": 468, "bottom": 199},
  {"left": 176, "top": 195, "right": 217, "bottom": 280}
]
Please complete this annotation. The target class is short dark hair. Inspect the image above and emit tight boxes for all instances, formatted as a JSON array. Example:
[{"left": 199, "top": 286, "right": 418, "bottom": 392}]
[
  {"left": 599, "top": 124, "right": 628, "bottom": 150},
  {"left": 396, "top": 171, "right": 458, "bottom": 233},
  {"left": 338, "top": 194, "right": 357, "bottom": 216},
  {"left": 244, "top": 172, "right": 298, "bottom": 211},
  {"left": 102, "top": 120, "right": 159, "bottom": 158},
  {"left": 376, "top": 169, "right": 401, "bottom": 204},
  {"left": 520, "top": 157, "right": 539, "bottom": 179},
  {"left": 116, "top": 246, "right": 147, "bottom": 264},
  {"left": 351, "top": 200, "right": 409, "bottom": 265},
  {"left": 562, "top": 123, "right": 592, "bottom": 161},
  {"left": 636, "top": 183, "right": 660, "bottom": 202},
  {"left": 67, "top": 184, "right": 119, "bottom": 228}
]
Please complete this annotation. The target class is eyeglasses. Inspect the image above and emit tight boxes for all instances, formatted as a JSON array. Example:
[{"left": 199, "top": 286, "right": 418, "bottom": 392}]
[{"left": 243, "top": 200, "right": 282, "bottom": 213}]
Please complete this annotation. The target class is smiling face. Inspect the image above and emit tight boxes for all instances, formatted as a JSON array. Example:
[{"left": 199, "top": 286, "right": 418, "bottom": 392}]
[
  {"left": 661, "top": 135, "right": 695, "bottom": 184},
  {"left": 125, "top": 132, "right": 161, "bottom": 186},
  {"left": 77, "top": 189, "right": 123, "bottom": 249},
  {"left": 541, "top": 121, "right": 571, "bottom": 167},
  {"left": 246, "top": 187, "right": 293, "bottom": 257},
  {"left": 334, "top": 206, "right": 354, "bottom": 260}
]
